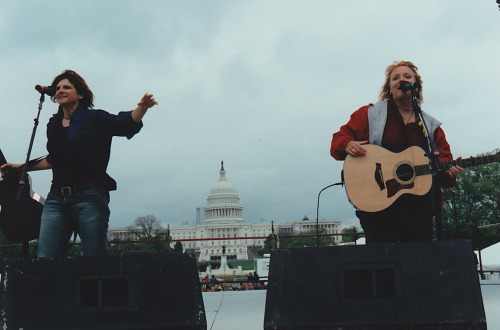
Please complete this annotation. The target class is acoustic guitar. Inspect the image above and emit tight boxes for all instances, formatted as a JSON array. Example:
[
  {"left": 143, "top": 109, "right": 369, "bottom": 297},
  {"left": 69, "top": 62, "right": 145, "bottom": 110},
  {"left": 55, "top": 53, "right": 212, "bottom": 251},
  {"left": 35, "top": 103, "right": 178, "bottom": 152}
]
[
  {"left": 0, "top": 149, "right": 45, "bottom": 243},
  {"left": 343, "top": 145, "right": 499, "bottom": 212}
]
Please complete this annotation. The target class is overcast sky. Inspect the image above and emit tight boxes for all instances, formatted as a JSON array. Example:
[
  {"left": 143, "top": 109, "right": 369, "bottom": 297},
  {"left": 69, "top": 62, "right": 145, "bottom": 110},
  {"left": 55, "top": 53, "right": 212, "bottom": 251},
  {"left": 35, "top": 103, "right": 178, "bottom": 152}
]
[{"left": 1, "top": 1, "right": 498, "bottom": 230}]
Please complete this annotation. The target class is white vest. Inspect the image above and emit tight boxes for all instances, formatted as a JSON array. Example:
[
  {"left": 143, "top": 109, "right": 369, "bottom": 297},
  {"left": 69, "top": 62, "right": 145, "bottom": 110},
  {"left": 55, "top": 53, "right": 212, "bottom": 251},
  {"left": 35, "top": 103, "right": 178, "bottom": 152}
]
[{"left": 367, "top": 99, "right": 442, "bottom": 146}]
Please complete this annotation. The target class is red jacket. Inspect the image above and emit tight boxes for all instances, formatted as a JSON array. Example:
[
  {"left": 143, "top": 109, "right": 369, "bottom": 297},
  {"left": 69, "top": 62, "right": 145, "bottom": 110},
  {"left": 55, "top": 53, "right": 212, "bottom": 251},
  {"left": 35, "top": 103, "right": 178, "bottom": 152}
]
[{"left": 330, "top": 104, "right": 456, "bottom": 188}]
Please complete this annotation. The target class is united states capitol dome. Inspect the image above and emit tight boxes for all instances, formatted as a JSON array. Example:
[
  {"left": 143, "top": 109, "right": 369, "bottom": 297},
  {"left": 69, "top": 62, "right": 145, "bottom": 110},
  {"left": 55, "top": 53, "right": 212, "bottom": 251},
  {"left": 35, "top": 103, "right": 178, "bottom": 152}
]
[{"left": 204, "top": 161, "right": 244, "bottom": 223}]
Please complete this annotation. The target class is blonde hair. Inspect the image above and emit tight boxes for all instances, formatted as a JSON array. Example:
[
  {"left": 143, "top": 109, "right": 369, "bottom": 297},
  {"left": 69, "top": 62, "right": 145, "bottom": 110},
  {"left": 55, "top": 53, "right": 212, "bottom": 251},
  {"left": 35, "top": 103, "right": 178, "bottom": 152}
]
[{"left": 380, "top": 61, "right": 423, "bottom": 104}]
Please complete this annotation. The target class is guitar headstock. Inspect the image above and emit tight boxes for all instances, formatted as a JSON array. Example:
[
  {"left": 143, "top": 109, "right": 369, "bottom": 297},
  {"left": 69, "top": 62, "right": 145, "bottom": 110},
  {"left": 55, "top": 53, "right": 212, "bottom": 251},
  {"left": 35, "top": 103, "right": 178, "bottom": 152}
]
[
  {"left": 485, "top": 149, "right": 500, "bottom": 163},
  {"left": 0, "top": 149, "right": 7, "bottom": 166}
]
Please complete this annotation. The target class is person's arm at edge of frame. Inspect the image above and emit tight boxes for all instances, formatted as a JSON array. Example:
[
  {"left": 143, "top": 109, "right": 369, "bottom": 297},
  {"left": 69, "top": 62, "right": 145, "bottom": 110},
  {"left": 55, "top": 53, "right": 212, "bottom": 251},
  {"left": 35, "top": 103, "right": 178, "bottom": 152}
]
[{"left": 0, "top": 158, "right": 52, "bottom": 175}]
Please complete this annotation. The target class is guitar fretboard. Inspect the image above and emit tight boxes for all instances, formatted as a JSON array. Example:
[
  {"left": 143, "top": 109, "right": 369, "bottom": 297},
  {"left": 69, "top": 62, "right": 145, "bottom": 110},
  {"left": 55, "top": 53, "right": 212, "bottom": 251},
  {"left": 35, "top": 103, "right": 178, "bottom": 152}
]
[
  {"left": 415, "top": 154, "right": 498, "bottom": 177},
  {"left": 439, "top": 154, "right": 498, "bottom": 170}
]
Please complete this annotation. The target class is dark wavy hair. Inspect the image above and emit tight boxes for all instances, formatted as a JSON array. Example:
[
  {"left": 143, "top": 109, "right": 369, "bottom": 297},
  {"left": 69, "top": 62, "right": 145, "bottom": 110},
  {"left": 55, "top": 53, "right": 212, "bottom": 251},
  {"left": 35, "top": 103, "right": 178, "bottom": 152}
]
[
  {"left": 380, "top": 61, "right": 423, "bottom": 104},
  {"left": 50, "top": 70, "right": 94, "bottom": 114}
]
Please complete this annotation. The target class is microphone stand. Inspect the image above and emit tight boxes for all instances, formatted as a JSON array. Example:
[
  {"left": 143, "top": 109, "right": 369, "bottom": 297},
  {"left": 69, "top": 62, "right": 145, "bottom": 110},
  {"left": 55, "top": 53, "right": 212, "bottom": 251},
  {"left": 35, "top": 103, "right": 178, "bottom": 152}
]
[
  {"left": 411, "top": 90, "right": 442, "bottom": 241},
  {"left": 16, "top": 92, "right": 46, "bottom": 257}
]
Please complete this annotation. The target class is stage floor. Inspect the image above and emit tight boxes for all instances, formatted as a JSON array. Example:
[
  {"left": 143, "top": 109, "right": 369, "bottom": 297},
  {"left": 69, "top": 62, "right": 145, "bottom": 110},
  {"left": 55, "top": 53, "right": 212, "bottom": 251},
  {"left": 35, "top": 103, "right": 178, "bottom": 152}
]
[{"left": 203, "top": 282, "right": 499, "bottom": 330}]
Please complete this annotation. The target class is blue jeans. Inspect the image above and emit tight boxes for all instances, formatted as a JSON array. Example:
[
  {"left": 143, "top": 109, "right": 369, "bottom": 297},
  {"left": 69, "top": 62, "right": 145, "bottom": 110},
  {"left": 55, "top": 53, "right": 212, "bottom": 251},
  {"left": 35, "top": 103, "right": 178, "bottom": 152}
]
[{"left": 37, "top": 187, "right": 110, "bottom": 257}]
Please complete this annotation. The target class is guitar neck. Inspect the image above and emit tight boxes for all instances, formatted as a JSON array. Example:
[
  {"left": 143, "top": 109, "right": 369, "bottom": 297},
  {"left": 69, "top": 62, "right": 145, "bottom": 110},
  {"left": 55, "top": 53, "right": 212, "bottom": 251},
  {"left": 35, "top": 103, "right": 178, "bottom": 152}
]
[
  {"left": 416, "top": 153, "right": 498, "bottom": 176},
  {"left": 438, "top": 154, "right": 499, "bottom": 171}
]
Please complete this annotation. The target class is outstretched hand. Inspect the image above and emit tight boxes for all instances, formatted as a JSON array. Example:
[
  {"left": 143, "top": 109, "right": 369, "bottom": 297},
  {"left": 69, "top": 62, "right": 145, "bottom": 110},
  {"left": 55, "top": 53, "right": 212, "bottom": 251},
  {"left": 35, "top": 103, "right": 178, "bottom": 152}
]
[
  {"left": 132, "top": 93, "right": 159, "bottom": 123},
  {"left": 137, "top": 93, "right": 158, "bottom": 110}
]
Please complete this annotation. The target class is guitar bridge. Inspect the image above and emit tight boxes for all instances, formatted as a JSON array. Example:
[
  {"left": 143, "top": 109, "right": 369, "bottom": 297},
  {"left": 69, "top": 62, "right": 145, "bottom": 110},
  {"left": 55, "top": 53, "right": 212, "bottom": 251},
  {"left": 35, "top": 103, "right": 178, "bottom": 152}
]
[{"left": 374, "top": 163, "right": 385, "bottom": 191}]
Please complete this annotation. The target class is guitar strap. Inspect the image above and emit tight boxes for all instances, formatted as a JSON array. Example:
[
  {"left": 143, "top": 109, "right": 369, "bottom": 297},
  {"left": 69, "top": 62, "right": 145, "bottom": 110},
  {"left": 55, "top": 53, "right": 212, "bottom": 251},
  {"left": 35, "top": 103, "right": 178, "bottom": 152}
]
[
  {"left": 26, "top": 155, "right": 48, "bottom": 168},
  {"left": 413, "top": 112, "right": 431, "bottom": 154},
  {"left": 0, "top": 154, "right": 48, "bottom": 179}
]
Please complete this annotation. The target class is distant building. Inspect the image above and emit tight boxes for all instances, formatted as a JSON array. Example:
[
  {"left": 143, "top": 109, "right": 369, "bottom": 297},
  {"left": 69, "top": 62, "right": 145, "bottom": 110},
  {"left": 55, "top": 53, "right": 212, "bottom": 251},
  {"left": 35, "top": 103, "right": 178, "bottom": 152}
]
[{"left": 108, "top": 161, "right": 342, "bottom": 260}]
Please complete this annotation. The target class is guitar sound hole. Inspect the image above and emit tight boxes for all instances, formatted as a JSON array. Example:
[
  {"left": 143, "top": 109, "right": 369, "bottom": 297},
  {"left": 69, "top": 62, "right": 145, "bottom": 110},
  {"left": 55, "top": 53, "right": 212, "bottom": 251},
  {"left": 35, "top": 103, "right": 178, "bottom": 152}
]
[{"left": 396, "top": 163, "right": 415, "bottom": 182}]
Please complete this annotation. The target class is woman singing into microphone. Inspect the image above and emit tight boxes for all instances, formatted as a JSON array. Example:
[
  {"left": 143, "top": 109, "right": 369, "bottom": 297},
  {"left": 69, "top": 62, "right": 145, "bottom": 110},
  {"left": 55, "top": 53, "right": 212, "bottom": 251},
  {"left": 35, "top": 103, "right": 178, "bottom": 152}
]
[
  {"left": 330, "top": 61, "right": 462, "bottom": 244},
  {"left": 1, "top": 70, "right": 158, "bottom": 257}
]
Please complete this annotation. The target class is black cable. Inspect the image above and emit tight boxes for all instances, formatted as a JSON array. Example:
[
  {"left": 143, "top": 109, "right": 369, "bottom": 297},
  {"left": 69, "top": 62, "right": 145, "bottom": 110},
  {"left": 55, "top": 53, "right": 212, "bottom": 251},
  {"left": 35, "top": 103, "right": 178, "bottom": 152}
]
[{"left": 315, "top": 177, "right": 344, "bottom": 247}]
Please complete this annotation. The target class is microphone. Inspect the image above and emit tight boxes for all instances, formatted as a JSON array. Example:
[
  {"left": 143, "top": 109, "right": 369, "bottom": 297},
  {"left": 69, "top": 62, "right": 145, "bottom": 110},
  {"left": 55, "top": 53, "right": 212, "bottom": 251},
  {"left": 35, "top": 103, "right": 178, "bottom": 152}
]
[
  {"left": 35, "top": 85, "right": 56, "bottom": 96},
  {"left": 398, "top": 81, "right": 420, "bottom": 92}
]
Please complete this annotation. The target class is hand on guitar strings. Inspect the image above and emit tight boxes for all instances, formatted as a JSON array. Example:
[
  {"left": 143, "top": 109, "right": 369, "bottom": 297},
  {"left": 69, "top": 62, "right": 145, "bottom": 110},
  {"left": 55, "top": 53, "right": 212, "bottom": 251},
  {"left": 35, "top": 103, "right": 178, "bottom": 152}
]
[{"left": 345, "top": 140, "right": 368, "bottom": 157}]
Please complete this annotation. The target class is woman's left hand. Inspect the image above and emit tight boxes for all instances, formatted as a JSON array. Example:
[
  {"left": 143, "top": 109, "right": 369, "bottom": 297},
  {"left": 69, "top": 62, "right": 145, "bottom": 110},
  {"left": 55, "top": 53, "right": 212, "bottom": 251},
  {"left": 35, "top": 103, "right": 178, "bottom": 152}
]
[
  {"left": 132, "top": 93, "right": 159, "bottom": 123},
  {"left": 446, "top": 157, "right": 463, "bottom": 178},
  {"left": 137, "top": 93, "right": 158, "bottom": 110}
]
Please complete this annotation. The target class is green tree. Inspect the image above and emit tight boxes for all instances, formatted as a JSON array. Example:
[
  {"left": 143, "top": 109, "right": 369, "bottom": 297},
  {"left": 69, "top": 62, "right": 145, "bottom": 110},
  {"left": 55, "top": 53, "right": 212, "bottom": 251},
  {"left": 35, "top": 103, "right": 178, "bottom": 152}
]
[
  {"left": 174, "top": 241, "right": 183, "bottom": 253},
  {"left": 0, "top": 231, "right": 22, "bottom": 258},
  {"left": 108, "top": 237, "right": 172, "bottom": 255},
  {"left": 441, "top": 149, "right": 499, "bottom": 250},
  {"left": 279, "top": 228, "right": 336, "bottom": 248},
  {"left": 107, "top": 215, "right": 172, "bottom": 254},
  {"left": 341, "top": 226, "right": 361, "bottom": 243},
  {"left": 108, "top": 237, "right": 138, "bottom": 255},
  {"left": 258, "top": 234, "right": 277, "bottom": 256},
  {"left": 0, "top": 230, "right": 40, "bottom": 258}
]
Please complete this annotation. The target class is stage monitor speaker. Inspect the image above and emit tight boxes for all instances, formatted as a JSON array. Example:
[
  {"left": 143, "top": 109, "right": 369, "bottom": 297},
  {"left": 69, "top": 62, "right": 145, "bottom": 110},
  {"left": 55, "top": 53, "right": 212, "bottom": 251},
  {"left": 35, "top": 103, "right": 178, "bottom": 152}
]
[
  {"left": 264, "top": 239, "right": 486, "bottom": 329},
  {"left": 0, "top": 253, "right": 206, "bottom": 330}
]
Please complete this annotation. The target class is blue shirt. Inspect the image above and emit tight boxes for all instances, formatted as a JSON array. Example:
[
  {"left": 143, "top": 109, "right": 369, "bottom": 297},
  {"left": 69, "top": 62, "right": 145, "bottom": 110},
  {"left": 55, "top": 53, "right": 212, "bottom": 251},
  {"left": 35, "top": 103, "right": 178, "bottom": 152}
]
[{"left": 46, "top": 106, "right": 143, "bottom": 190}]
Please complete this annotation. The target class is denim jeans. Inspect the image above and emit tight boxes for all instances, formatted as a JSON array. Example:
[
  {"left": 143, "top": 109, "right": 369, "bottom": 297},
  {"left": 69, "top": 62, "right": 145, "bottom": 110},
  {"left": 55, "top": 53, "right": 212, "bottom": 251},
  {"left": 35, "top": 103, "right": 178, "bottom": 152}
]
[{"left": 37, "top": 187, "right": 110, "bottom": 257}]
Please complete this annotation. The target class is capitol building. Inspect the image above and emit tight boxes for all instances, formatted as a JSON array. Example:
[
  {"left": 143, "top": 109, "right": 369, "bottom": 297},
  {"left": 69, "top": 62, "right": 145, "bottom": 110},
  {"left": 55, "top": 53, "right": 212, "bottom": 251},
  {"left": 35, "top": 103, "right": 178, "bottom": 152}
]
[{"left": 109, "top": 162, "right": 342, "bottom": 261}]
